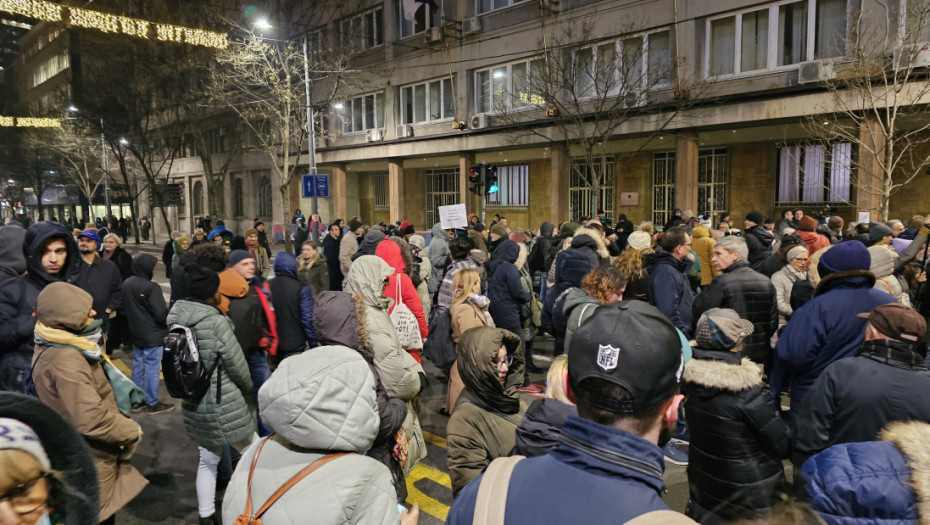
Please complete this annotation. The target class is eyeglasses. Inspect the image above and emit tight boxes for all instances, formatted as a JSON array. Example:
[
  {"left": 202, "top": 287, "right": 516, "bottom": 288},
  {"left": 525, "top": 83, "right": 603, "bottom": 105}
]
[
  {"left": 0, "top": 474, "right": 50, "bottom": 515},
  {"left": 495, "top": 354, "right": 513, "bottom": 372},
  {"left": 792, "top": 257, "right": 809, "bottom": 262}
]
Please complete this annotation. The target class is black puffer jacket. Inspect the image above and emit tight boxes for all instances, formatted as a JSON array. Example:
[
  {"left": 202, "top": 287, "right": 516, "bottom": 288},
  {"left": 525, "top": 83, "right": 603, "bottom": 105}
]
[
  {"left": 122, "top": 254, "right": 168, "bottom": 348},
  {"left": 744, "top": 226, "right": 774, "bottom": 271},
  {"left": 488, "top": 240, "right": 531, "bottom": 332},
  {"left": 682, "top": 348, "right": 791, "bottom": 523},
  {"left": 512, "top": 397, "right": 576, "bottom": 457},
  {"left": 692, "top": 261, "right": 778, "bottom": 367},
  {"left": 75, "top": 256, "right": 123, "bottom": 324},
  {"left": 541, "top": 249, "right": 592, "bottom": 354},
  {"left": 528, "top": 222, "right": 555, "bottom": 273}
]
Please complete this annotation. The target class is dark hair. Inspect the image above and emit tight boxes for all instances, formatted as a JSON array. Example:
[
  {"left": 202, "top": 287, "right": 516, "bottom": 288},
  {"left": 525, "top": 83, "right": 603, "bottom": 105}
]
[
  {"left": 449, "top": 236, "right": 475, "bottom": 260},
  {"left": 581, "top": 267, "right": 628, "bottom": 304},
  {"left": 658, "top": 225, "right": 689, "bottom": 253},
  {"left": 828, "top": 216, "right": 844, "bottom": 229},
  {"left": 585, "top": 221, "right": 605, "bottom": 234},
  {"left": 855, "top": 222, "right": 870, "bottom": 234},
  {"left": 764, "top": 217, "right": 775, "bottom": 224},
  {"left": 190, "top": 243, "right": 228, "bottom": 266},
  {"left": 572, "top": 377, "right": 665, "bottom": 431},
  {"left": 349, "top": 218, "right": 364, "bottom": 232},
  {"left": 329, "top": 222, "right": 341, "bottom": 232},
  {"left": 386, "top": 237, "right": 415, "bottom": 276}
]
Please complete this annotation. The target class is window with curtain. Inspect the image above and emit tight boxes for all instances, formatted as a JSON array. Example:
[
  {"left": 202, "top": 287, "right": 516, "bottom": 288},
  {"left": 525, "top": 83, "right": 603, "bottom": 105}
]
[
  {"left": 741, "top": 10, "right": 769, "bottom": 71},
  {"left": 339, "top": 92, "right": 385, "bottom": 133},
  {"left": 475, "top": 59, "right": 544, "bottom": 113},
  {"left": 400, "top": 78, "right": 453, "bottom": 124},
  {"left": 234, "top": 178, "right": 244, "bottom": 217},
  {"left": 777, "top": 143, "right": 852, "bottom": 204},
  {"left": 815, "top": 0, "right": 847, "bottom": 58},
  {"left": 398, "top": 0, "right": 441, "bottom": 38},
  {"left": 710, "top": 17, "right": 736, "bottom": 75},
  {"left": 778, "top": 2, "right": 808, "bottom": 65},
  {"left": 487, "top": 164, "right": 530, "bottom": 207}
]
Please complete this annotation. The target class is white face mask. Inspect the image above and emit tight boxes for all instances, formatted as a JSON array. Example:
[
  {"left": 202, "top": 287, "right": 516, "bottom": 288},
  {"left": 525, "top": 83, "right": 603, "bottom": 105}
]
[{"left": 36, "top": 509, "right": 52, "bottom": 525}]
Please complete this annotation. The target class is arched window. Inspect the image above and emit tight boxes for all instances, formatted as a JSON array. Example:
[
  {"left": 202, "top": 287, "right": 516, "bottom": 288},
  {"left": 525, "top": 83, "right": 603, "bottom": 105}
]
[
  {"left": 192, "top": 180, "right": 204, "bottom": 216},
  {"left": 234, "top": 178, "right": 244, "bottom": 217},
  {"left": 258, "top": 175, "right": 272, "bottom": 217}
]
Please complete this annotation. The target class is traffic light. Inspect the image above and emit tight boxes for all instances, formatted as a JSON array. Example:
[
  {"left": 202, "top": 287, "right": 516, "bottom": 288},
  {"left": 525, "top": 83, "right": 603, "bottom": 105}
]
[
  {"left": 485, "top": 164, "right": 499, "bottom": 194},
  {"left": 468, "top": 165, "right": 483, "bottom": 195}
]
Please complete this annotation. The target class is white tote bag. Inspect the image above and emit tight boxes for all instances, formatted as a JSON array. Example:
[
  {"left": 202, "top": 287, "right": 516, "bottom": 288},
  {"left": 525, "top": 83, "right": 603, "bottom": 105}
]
[{"left": 390, "top": 276, "right": 424, "bottom": 350}]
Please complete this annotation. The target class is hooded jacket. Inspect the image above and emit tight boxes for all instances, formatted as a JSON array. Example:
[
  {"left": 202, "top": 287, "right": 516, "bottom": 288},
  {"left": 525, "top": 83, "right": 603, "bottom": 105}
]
[
  {"left": 297, "top": 254, "right": 329, "bottom": 300},
  {"left": 528, "top": 222, "right": 555, "bottom": 273},
  {"left": 567, "top": 226, "right": 611, "bottom": 269},
  {"left": 512, "top": 397, "right": 577, "bottom": 458},
  {"left": 268, "top": 252, "right": 316, "bottom": 357},
  {"left": 798, "top": 230, "right": 831, "bottom": 257},
  {"left": 0, "top": 223, "right": 26, "bottom": 283},
  {"left": 427, "top": 223, "right": 451, "bottom": 293},
  {"left": 447, "top": 327, "right": 525, "bottom": 496},
  {"left": 682, "top": 348, "right": 791, "bottom": 523},
  {"left": 744, "top": 225, "right": 774, "bottom": 271},
  {"left": 122, "top": 254, "right": 168, "bottom": 348},
  {"left": 0, "top": 222, "right": 83, "bottom": 392},
  {"left": 221, "top": 346, "right": 399, "bottom": 525},
  {"left": 691, "top": 260, "right": 778, "bottom": 366},
  {"left": 339, "top": 230, "right": 360, "bottom": 276},
  {"left": 30, "top": 283, "right": 147, "bottom": 520},
  {"left": 868, "top": 245, "right": 906, "bottom": 302},
  {"left": 167, "top": 299, "right": 255, "bottom": 448},
  {"left": 313, "top": 291, "right": 409, "bottom": 501},
  {"left": 770, "top": 269, "right": 895, "bottom": 412},
  {"left": 646, "top": 248, "right": 695, "bottom": 337},
  {"left": 352, "top": 230, "right": 386, "bottom": 262},
  {"left": 542, "top": 250, "right": 593, "bottom": 354},
  {"left": 562, "top": 288, "right": 600, "bottom": 351},
  {"left": 376, "top": 240, "right": 428, "bottom": 341},
  {"left": 487, "top": 240, "right": 532, "bottom": 331},
  {"left": 802, "top": 421, "right": 930, "bottom": 524},
  {"left": 691, "top": 225, "right": 718, "bottom": 286}
]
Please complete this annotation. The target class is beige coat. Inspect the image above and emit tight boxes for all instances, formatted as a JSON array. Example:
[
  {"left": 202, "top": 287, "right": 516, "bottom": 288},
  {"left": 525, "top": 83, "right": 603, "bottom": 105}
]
[{"left": 447, "top": 299, "right": 491, "bottom": 413}]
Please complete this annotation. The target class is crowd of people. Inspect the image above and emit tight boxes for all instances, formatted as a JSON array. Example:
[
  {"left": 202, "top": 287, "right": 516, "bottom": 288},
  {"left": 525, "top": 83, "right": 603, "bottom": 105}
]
[{"left": 0, "top": 206, "right": 929, "bottom": 524}]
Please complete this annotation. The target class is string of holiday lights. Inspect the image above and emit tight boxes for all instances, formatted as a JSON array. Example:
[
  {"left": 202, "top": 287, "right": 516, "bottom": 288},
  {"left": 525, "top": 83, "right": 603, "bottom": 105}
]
[
  {"left": 0, "top": 0, "right": 228, "bottom": 49},
  {"left": 0, "top": 116, "right": 61, "bottom": 127}
]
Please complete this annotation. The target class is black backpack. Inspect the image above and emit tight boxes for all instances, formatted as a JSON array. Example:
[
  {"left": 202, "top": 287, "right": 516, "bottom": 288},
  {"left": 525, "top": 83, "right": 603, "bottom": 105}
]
[{"left": 162, "top": 324, "right": 222, "bottom": 402}]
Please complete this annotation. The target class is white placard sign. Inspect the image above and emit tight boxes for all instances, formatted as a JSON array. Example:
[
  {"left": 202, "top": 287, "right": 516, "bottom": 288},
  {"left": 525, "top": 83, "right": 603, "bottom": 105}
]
[
  {"left": 858, "top": 210, "right": 871, "bottom": 225},
  {"left": 439, "top": 204, "right": 468, "bottom": 230}
]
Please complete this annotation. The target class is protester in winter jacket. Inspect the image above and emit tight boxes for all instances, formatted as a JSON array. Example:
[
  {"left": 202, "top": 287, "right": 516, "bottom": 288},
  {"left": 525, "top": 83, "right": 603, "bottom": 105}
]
[
  {"left": 30, "top": 282, "right": 147, "bottom": 522},
  {"left": 313, "top": 291, "right": 410, "bottom": 502},
  {"left": 0, "top": 392, "right": 101, "bottom": 525},
  {"left": 427, "top": 223, "right": 452, "bottom": 295},
  {"left": 744, "top": 212, "right": 774, "bottom": 271},
  {"left": 797, "top": 216, "right": 831, "bottom": 256},
  {"left": 407, "top": 234, "right": 433, "bottom": 321},
  {"left": 614, "top": 230, "right": 653, "bottom": 302},
  {"left": 691, "top": 225, "right": 718, "bottom": 286},
  {"left": 683, "top": 309, "right": 791, "bottom": 523},
  {"left": 268, "top": 252, "right": 316, "bottom": 362},
  {"left": 792, "top": 303, "right": 930, "bottom": 470},
  {"left": 0, "top": 221, "right": 83, "bottom": 392},
  {"left": 692, "top": 235, "right": 779, "bottom": 368},
  {"left": 0, "top": 223, "right": 26, "bottom": 284},
  {"left": 221, "top": 346, "right": 416, "bottom": 525},
  {"left": 868, "top": 245, "right": 907, "bottom": 303},
  {"left": 568, "top": 224, "right": 611, "bottom": 269},
  {"left": 771, "top": 246, "right": 808, "bottom": 346},
  {"left": 448, "top": 269, "right": 493, "bottom": 414},
  {"left": 446, "top": 326, "right": 525, "bottom": 496},
  {"left": 542, "top": 248, "right": 593, "bottom": 355},
  {"left": 529, "top": 222, "right": 555, "bottom": 274},
  {"left": 322, "top": 223, "right": 344, "bottom": 291},
  {"left": 244, "top": 228, "right": 270, "bottom": 277},
  {"left": 467, "top": 224, "right": 489, "bottom": 257},
  {"left": 515, "top": 243, "right": 542, "bottom": 381},
  {"left": 206, "top": 220, "right": 233, "bottom": 242},
  {"left": 162, "top": 231, "right": 180, "bottom": 278},
  {"left": 296, "top": 240, "right": 329, "bottom": 299},
  {"left": 770, "top": 241, "right": 896, "bottom": 414},
  {"left": 101, "top": 234, "right": 132, "bottom": 281},
  {"left": 646, "top": 226, "right": 695, "bottom": 337},
  {"left": 563, "top": 267, "right": 627, "bottom": 351},
  {"left": 344, "top": 256, "right": 427, "bottom": 475},
  {"left": 377, "top": 239, "right": 428, "bottom": 355},
  {"left": 171, "top": 237, "right": 190, "bottom": 271},
  {"left": 122, "top": 254, "right": 173, "bottom": 414},
  {"left": 167, "top": 265, "right": 255, "bottom": 525},
  {"left": 487, "top": 240, "right": 532, "bottom": 341},
  {"left": 74, "top": 230, "right": 123, "bottom": 335},
  {"left": 352, "top": 229, "right": 386, "bottom": 262},
  {"left": 339, "top": 218, "right": 364, "bottom": 276},
  {"left": 169, "top": 244, "right": 227, "bottom": 307},
  {"left": 512, "top": 355, "right": 577, "bottom": 457},
  {"left": 802, "top": 421, "right": 930, "bottom": 524},
  {"left": 437, "top": 237, "right": 479, "bottom": 310},
  {"left": 613, "top": 214, "right": 635, "bottom": 253}
]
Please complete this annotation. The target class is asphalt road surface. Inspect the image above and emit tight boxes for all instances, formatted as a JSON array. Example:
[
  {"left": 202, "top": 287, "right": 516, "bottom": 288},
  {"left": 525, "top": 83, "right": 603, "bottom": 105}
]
[{"left": 115, "top": 243, "right": 689, "bottom": 525}]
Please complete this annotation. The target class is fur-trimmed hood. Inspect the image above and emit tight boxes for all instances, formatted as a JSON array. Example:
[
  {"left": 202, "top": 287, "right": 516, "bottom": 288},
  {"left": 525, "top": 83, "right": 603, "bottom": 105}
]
[
  {"left": 813, "top": 269, "right": 877, "bottom": 297},
  {"left": 683, "top": 350, "right": 763, "bottom": 392},
  {"left": 570, "top": 226, "right": 610, "bottom": 260},
  {"left": 881, "top": 421, "right": 930, "bottom": 522},
  {"left": 313, "top": 290, "right": 370, "bottom": 351},
  {"left": 515, "top": 242, "right": 528, "bottom": 269}
]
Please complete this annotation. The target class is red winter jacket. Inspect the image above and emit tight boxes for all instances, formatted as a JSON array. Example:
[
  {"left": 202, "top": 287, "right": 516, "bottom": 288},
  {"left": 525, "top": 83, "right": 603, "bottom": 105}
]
[
  {"left": 375, "top": 241, "right": 429, "bottom": 342},
  {"left": 798, "top": 230, "right": 831, "bottom": 255}
]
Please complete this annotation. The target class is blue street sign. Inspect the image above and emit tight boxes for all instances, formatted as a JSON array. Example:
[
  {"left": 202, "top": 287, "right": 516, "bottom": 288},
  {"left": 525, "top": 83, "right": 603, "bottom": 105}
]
[{"left": 301, "top": 174, "right": 330, "bottom": 198}]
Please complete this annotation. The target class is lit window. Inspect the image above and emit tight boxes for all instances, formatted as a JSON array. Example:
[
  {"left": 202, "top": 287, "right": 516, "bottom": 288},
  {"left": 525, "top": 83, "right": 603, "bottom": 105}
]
[{"left": 475, "top": 58, "right": 546, "bottom": 113}]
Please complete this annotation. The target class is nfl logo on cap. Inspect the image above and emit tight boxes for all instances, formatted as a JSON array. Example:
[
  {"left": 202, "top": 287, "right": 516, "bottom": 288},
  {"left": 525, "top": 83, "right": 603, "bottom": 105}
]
[{"left": 597, "top": 344, "right": 620, "bottom": 371}]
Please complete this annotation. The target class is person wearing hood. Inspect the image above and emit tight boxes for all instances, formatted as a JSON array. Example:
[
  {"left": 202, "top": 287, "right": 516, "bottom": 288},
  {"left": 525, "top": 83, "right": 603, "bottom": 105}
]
[
  {"left": 268, "top": 252, "right": 316, "bottom": 363},
  {"left": 529, "top": 222, "right": 556, "bottom": 275},
  {"left": 30, "top": 282, "right": 147, "bottom": 522},
  {"left": 343, "top": 256, "right": 427, "bottom": 475},
  {"left": 613, "top": 214, "right": 635, "bottom": 253},
  {"left": 407, "top": 234, "right": 433, "bottom": 321},
  {"left": 542, "top": 245, "right": 594, "bottom": 356},
  {"left": 664, "top": 209, "right": 684, "bottom": 232},
  {"left": 446, "top": 326, "right": 525, "bottom": 496},
  {"left": 122, "top": 254, "right": 173, "bottom": 415},
  {"left": 682, "top": 309, "right": 791, "bottom": 523},
  {"left": 568, "top": 223, "right": 612, "bottom": 269},
  {"left": 220, "top": 346, "right": 418, "bottom": 525},
  {"left": 0, "top": 222, "right": 26, "bottom": 284},
  {"left": 313, "top": 291, "right": 410, "bottom": 502},
  {"left": 322, "top": 222, "right": 344, "bottom": 291},
  {"left": 563, "top": 267, "right": 627, "bottom": 351},
  {"left": 691, "top": 224, "right": 718, "bottom": 286},
  {"left": 0, "top": 221, "right": 83, "bottom": 392},
  {"left": 646, "top": 226, "right": 695, "bottom": 337},
  {"left": 512, "top": 355, "right": 577, "bottom": 457},
  {"left": 376, "top": 239, "right": 428, "bottom": 360},
  {"left": 167, "top": 265, "right": 255, "bottom": 525},
  {"left": 744, "top": 212, "right": 774, "bottom": 271},
  {"left": 487, "top": 240, "right": 531, "bottom": 352},
  {"left": 801, "top": 421, "right": 930, "bottom": 524},
  {"left": 467, "top": 224, "right": 489, "bottom": 257},
  {"left": 339, "top": 218, "right": 365, "bottom": 277},
  {"left": 206, "top": 220, "right": 233, "bottom": 243},
  {"left": 770, "top": 241, "right": 896, "bottom": 415},
  {"left": 0, "top": 392, "right": 101, "bottom": 525},
  {"left": 427, "top": 223, "right": 453, "bottom": 296},
  {"left": 352, "top": 229, "right": 386, "bottom": 262},
  {"left": 797, "top": 216, "right": 831, "bottom": 255},
  {"left": 868, "top": 244, "right": 908, "bottom": 303}
]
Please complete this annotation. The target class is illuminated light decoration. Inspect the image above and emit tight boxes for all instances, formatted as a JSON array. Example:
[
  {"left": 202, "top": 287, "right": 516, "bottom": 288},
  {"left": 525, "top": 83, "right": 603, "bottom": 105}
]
[
  {"left": 0, "top": 116, "right": 61, "bottom": 127},
  {"left": 0, "top": 0, "right": 62, "bottom": 22},
  {"left": 156, "top": 23, "right": 184, "bottom": 43},
  {"left": 0, "top": 116, "right": 14, "bottom": 126}
]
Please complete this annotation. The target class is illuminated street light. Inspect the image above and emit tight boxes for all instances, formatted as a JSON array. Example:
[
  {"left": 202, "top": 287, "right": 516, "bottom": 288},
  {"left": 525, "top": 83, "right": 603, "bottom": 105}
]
[
  {"left": 333, "top": 100, "right": 344, "bottom": 109},
  {"left": 254, "top": 18, "right": 271, "bottom": 30}
]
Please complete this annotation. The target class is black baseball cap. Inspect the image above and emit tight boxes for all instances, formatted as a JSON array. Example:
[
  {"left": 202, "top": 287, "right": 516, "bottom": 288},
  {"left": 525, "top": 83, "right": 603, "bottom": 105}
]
[{"left": 568, "top": 301, "right": 685, "bottom": 413}]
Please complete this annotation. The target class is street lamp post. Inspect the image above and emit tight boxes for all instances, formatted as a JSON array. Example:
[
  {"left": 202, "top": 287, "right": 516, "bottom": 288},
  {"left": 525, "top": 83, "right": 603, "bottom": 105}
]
[
  {"left": 303, "top": 35, "right": 319, "bottom": 243},
  {"left": 101, "top": 118, "right": 112, "bottom": 220}
]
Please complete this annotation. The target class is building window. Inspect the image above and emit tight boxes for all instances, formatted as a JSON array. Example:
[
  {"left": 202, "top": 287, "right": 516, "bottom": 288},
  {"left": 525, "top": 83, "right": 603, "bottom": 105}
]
[
  {"left": 478, "top": 0, "right": 528, "bottom": 14},
  {"left": 192, "top": 181, "right": 204, "bottom": 217},
  {"left": 398, "top": 0, "right": 440, "bottom": 38},
  {"left": 706, "top": 0, "right": 847, "bottom": 78},
  {"left": 338, "top": 93, "right": 385, "bottom": 133},
  {"left": 777, "top": 143, "right": 852, "bottom": 204},
  {"left": 400, "top": 79, "right": 453, "bottom": 124},
  {"left": 258, "top": 173, "right": 272, "bottom": 217},
  {"left": 373, "top": 173, "right": 388, "bottom": 208},
  {"left": 653, "top": 152, "right": 676, "bottom": 228},
  {"left": 340, "top": 8, "right": 383, "bottom": 51},
  {"left": 425, "top": 168, "right": 460, "bottom": 227},
  {"left": 698, "top": 148, "right": 728, "bottom": 219},
  {"left": 487, "top": 164, "right": 529, "bottom": 207},
  {"left": 475, "top": 59, "right": 545, "bottom": 114},
  {"left": 904, "top": 0, "right": 930, "bottom": 43},
  {"left": 571, "top": 29, "right": 672, "bottom": 100},
  {"left": 570, "top": 158, "right": 614, "bottom": 222},
  {"left": 30, "top": 52, "right": 69, "bottom": 88},
  {"left": 234, "top": 178, "right": 244, "bottom": 217}
]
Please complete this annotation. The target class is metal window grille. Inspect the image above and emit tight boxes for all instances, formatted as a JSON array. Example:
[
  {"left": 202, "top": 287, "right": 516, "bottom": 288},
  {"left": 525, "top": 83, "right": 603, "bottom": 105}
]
[
  {"left": 653, "top": 152, "right": 676, "bottom": 227},
  {"left": 373, "top": 172, "right": 388, "bottom": 207},
  {"left": 425, "top": 168, "right": 460, "bottom": 226},
  {"left": 697, "top": 148, "right": 728, "bottom": 220},
  {"left": 569, "top": 157, "right": 614, "bottom": 222},
  {"left": 258, "top": 173, "right": 272, "bottom": 217},
  {"left": 487, "top": 164, "right": 529, "bottom": 207}
]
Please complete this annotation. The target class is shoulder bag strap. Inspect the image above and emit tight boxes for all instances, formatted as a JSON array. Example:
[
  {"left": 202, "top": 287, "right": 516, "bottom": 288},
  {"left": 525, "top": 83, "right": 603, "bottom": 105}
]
[
  {"left": 240, "top": 437, "right": 272, "bottom": 522},
  {"left": 472, "top": 455, "right": 525, "bottom": 525},
  {"left": 395, "top": 275, "right": 404, "bottom": 307},
  {"left": 251, "top": 452, "right": 353, "bottom": 520}
]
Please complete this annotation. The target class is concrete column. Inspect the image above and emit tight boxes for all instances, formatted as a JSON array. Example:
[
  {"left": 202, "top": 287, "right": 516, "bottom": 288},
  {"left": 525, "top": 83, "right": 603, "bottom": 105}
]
[
  {"left": 331, "top": 164, "right": 348, "bottom": 223},
  {"left": 675, "top": 131, "right": 699, "bottom": 215},
  {"left": 857, "top": 118, "right": 885, "bottom": 221},
  {"left": 550, "top": 144, "right": 570, "bottom": 221},
  {"left": 388, "top": 159, "right": 405, "bottom": 222}
]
